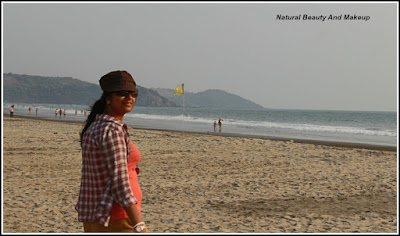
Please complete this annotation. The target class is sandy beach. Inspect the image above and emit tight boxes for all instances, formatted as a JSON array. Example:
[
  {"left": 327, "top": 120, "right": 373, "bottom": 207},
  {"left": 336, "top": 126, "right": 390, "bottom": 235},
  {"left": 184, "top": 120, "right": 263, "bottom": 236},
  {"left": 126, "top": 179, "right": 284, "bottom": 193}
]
[{"left": 2, "top": 116, "right": 398, "bottom": 233}]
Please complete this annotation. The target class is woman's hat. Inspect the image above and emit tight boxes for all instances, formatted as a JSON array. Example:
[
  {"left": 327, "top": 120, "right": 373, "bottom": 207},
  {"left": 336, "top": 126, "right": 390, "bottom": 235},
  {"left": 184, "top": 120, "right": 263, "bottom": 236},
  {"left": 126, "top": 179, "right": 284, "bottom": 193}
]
[{"left": 99, "top": 70, "right": 138, "bottom": 93}]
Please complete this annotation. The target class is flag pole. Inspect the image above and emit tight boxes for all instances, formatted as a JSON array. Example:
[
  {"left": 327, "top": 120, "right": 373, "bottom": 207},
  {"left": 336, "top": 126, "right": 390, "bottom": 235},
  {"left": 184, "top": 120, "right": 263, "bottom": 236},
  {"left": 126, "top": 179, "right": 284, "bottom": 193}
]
[
  {"left": 174, "top": 83, "right": 185, "bottom": 122},
  {"left": 182, "top": 84, "right": 185, "bottom": 122}
]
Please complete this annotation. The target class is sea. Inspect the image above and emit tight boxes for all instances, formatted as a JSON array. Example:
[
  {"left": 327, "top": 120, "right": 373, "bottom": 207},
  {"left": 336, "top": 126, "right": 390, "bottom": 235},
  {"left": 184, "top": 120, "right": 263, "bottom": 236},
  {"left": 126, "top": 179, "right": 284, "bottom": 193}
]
[{"left": 3, "top": 102, "right": 397, "bottom": 147}]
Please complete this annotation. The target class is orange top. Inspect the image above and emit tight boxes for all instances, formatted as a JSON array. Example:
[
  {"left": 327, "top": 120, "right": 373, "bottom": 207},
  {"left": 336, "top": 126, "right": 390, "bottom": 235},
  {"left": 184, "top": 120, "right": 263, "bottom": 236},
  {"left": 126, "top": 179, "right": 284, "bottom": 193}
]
[{"left": 110, "top": 141, "right": 142, "bottom": 219}]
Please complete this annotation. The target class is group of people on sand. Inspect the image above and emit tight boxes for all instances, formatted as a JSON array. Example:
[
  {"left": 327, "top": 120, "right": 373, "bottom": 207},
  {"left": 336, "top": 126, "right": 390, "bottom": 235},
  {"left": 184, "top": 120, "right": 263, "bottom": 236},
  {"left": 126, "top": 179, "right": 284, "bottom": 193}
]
[
  {"left": 214, "top": 118, "right": 223, "bottom": 132},
  {"left": 54, "top": 108, "right": 88, "bottom": 118},
  {"left": 28, "top": 107, "right": 39, "bottom": 116},
  {"left": 55, "top": 108, "right": 67, "bottom": 117},
  {"left": 9, "top": 105, "right": 39, "bottom": 117}
]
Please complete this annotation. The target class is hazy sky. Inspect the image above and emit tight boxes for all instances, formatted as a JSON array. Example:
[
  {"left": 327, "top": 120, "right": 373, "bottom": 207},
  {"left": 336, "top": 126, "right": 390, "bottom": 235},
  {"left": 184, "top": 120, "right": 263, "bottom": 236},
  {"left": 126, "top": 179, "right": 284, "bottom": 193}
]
[{"left": 2, "top": 2, "right": 398, "bottom": 111}]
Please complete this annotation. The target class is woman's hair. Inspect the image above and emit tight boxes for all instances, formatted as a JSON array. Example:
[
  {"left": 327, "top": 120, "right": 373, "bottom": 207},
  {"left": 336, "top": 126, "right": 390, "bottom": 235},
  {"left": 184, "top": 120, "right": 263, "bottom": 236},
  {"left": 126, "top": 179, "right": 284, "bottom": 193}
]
[{"left": 80, "top": 92, "right": 110, "bottom": 145}]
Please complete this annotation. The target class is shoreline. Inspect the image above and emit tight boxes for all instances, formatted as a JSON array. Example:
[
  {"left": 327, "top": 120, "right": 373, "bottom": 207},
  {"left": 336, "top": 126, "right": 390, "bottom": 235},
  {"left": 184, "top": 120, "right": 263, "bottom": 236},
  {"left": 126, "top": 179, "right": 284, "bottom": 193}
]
[{"left": 10, "top": 114, "right": 397, "bottom": 152}]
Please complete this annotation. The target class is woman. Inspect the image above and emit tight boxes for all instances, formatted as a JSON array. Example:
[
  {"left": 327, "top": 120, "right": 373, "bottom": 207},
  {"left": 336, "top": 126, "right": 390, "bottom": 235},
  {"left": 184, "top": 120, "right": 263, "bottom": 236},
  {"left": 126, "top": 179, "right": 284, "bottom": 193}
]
[{"left": 76, "top": 70, "right": 148, "bottom": 233}]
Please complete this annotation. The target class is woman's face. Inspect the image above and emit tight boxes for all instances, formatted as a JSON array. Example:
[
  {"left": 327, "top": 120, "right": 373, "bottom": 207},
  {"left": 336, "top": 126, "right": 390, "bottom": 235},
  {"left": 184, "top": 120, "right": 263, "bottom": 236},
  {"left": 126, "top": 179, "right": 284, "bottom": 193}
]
[{"left": 106, "top": 91, "right": 137, "bottom": 119}]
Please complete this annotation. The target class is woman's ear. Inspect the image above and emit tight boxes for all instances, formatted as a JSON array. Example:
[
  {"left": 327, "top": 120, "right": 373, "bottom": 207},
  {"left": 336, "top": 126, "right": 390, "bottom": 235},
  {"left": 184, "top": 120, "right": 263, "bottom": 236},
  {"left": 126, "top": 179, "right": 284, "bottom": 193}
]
[{"left": 104, "top": 92, "right": 112, "bottom": 105}]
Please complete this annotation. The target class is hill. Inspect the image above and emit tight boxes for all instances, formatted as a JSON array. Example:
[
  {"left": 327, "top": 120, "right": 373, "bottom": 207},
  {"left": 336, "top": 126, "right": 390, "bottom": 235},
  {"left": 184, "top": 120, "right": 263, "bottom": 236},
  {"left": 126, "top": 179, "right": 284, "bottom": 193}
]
[
  {"left": 3, "top": 73, "right": 177, "bottom": 107},
  {"left": 154, "top": 88, "right": 265, "bottom": 110},
  {"left": 3, "top": 73, "right": 265, "bottom": 109}
]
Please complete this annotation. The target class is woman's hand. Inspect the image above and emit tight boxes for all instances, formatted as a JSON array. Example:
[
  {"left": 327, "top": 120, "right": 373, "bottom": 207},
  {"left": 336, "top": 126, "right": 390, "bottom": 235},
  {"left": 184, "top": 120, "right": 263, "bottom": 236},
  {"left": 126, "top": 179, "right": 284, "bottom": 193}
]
[{"left": 141, "top": 226, "right": 149, "bottom": 233}]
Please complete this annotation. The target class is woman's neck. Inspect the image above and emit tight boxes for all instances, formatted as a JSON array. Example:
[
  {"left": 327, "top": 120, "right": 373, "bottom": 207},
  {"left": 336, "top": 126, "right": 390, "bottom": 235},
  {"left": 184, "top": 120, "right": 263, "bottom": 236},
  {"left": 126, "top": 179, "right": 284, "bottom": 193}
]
[{"left": 103, "top": 108, "right": 124, "bottom": 121}]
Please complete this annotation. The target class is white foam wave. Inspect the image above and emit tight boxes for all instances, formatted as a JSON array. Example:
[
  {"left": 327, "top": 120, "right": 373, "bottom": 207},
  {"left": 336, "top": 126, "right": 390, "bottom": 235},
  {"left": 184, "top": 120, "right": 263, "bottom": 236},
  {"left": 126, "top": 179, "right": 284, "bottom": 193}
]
[{"left": 231, "top": 120, "right": 396, "bottom": 137}]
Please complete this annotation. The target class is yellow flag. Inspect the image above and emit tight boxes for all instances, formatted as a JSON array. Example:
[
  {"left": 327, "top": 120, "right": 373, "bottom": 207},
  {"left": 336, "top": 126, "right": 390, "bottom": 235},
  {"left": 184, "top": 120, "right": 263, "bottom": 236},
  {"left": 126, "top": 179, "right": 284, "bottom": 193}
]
[{"left": 174, "top": 83, "right": 184, "bottom": 96}]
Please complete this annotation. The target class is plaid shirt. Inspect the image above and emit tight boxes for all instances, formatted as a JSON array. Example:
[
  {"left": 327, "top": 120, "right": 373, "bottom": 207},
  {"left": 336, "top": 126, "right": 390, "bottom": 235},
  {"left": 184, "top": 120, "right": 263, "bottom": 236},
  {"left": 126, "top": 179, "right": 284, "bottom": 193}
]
[{"left": 75, "top": 114, "right": 137, "bottom": 226}]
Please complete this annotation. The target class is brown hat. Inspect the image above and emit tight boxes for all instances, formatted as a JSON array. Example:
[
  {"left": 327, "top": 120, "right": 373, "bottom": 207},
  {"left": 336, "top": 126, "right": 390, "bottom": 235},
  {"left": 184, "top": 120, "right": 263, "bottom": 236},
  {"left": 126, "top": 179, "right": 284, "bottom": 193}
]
[{"left": 99, "top": 70, "right": 138, "bottom": 93}]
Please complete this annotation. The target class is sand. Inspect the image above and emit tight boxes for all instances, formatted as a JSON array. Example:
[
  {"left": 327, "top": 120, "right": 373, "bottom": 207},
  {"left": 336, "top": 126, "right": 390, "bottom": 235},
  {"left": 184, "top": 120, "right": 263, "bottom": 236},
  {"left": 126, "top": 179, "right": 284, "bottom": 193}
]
[{"left": 2, "top": 116, "right": 398, "bottom": 233}]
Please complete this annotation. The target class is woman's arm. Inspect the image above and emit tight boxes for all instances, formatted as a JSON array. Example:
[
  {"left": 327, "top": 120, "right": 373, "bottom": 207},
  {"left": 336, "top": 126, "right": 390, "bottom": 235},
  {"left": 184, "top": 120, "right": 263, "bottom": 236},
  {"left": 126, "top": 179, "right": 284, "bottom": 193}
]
[{"left": 125, "top": 204, "right": 148, "bottom": 233}]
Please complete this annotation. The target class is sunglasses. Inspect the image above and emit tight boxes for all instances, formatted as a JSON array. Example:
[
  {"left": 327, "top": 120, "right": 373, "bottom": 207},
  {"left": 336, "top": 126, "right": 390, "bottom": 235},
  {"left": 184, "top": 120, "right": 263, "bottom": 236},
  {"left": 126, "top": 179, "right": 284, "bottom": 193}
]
[{"left": 114, "top": 91, "right": 138, "bottom": 98}]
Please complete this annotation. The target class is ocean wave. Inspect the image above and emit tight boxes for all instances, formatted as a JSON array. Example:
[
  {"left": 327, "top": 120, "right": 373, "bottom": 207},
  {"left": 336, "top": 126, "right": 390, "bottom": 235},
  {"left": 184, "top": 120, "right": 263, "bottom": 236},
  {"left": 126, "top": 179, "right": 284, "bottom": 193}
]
[
  {"left": 126, "top": 113, "right": 396, "bottom": 137},
  {"left": 128, "top": 112, "right": 217, "bottom": 123}
]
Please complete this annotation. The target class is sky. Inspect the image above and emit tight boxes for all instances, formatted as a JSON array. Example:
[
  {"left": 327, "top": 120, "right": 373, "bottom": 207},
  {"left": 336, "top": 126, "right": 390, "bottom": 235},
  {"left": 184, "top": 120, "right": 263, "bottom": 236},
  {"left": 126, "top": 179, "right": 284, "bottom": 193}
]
[{"left": 2, "top": 2, "right": 398, "bottom": 111}]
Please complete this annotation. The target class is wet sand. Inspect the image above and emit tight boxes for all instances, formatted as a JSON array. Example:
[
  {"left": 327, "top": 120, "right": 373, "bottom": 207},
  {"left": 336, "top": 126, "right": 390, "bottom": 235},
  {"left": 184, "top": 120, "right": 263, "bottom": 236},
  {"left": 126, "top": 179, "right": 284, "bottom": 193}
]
[{"left": 2, "top": 116, "right": 398, "bottom": 233}]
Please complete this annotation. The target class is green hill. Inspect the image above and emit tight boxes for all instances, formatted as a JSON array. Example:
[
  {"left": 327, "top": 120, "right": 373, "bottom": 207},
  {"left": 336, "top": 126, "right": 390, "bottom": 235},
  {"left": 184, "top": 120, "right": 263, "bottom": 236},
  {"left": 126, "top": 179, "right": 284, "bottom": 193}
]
[{"left": 3, "top": 73, "right": 177, "bottom": 107}]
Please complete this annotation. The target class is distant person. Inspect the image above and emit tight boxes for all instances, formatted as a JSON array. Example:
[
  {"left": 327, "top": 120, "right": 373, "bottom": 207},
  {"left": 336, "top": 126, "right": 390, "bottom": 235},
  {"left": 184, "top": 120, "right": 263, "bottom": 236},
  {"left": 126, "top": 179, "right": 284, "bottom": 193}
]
[
  {"left": 84, "top": 110, "right": 88, "bottom": 117},
  {"left": 75, "top": 110, "right": 78, "bottom": 117},
  {"left": 214, "top": 121, "right": 217, "bottom": 132},
  {"left": 76, "top": 70, "right": 148, "bottom": 233},
  {"left": 10, "top": 105, "right": 14, "bottom": 118},
  {"left": 63, "top": 109, "right": 67, "bottom": 116},
  {"left": 36, "top": 108, "right": 38, "bottom": 116},
  {"left": 28, "top": 107, "right": 31, "bottom": 114},
  {"left": 55, "top": 109, "right": 59, "bottom": 116},
  {"left": 218, "top": 118, "right": 223, "bottom": 132},
  {"left": 59, "top": 109, "right": 63, "bottom": 117}
]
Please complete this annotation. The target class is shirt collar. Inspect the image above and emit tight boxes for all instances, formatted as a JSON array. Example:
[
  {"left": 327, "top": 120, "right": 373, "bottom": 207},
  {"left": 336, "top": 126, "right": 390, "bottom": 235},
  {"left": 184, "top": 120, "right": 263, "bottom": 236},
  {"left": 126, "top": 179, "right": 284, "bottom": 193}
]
[{"left": 95, "top": 114, "right": 128, "bottom": 130}]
